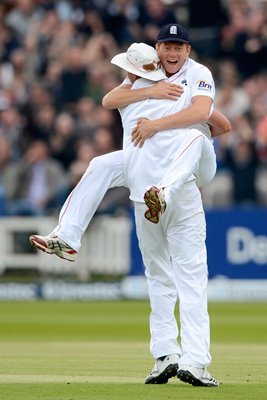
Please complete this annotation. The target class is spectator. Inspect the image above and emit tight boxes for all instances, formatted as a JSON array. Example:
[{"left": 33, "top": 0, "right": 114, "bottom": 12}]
[
  {"left": 137, "top": 0, "right": 177, "bottom": 45},
  {"left": 5, "top": 139, "right": 66, "bottom": 216},
  {"left": 74, "top": 96, "right": 98, "bottom": 137},
  {"left": 220, "top": 0, "right": 250, "bottom": 57},
  {"left": 0, "top": 24, "right": 21, "bottom": 63},
  {"left": 92, "top": 125, "right": 118, "bottom": 156},
  {"left": 59, "top": 45, "right": 88, "bottom": 110},
  {"left": 222, "top": 139, "right": 260, "bottom": 205},
  {"left": 52, "top": 138, "right": 97, "bottom": 210},
  {"left": 214, "top": 60, "right": 250, "bottom": 119},
  {"left": 93, "top": 105, "right": 123, "bottom": 148},
  {"left": 221, "top": 0, "right": 267, "bottom": 78},
  {"left": 231, "top": 5, "right": 267, "bottom": 79},
  {"left": 78, "top": 6, "right": 106, "bottom": 38},
  {"left": 103, "top": 0, "right": 139, "bottom": 46},
  {"left": 28, "top": 9, "right": 61, "bottom": 78},
  {"left": 30, "top": 104, "right": 56, "bottom": 142},
  {"left": 20, "top": 83, "right": 54, "bottom": 149},
  {"left": 6, "top": 48, "right": 29, "bottom": 105},
  {"left": 50, "top": 112, "right": 77, "bottom": 170},
  {"left": 187, "top": 0, "right": 227, "bottom": 60},
  {"left": 85, "top": 58, "right": 119, "bottom": 104},
  {"left": 0, "top": 105, "right": 25, "bottom": 161},
  {"left": 5, "top": 0, "right": 39, "bottom": 40},
  {"left": 43, "top": 60, "right": 63, "bottom": 108}
]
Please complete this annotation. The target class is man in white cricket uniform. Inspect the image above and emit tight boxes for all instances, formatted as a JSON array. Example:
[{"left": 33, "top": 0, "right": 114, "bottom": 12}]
[{"left": 109, "top": 41, "right": 219, "bottom": 387}]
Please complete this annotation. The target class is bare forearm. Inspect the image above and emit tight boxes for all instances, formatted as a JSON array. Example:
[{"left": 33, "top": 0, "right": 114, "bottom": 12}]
[
  {"left": 211, "top": 125, "right": 231, "bottom": 137},
  {"left": 102, "top": 85, "right": 152, "bottom": 109},
  {"left": 151, "top": 104, "right": 210, "bottom": 132},
  {"left": 131, "top": 96, "right": 213, "bottom": 147},
  {"left": 102, "top": 81, "right": 184, "bottom": 110},
  {"left": 209, "top": 109, "right": 231, "bottom": 137}
]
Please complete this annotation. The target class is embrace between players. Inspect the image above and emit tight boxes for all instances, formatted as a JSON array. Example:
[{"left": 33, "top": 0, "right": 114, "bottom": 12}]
[{"left": 30, "top": 23, "right": 231, "bottom": 387}]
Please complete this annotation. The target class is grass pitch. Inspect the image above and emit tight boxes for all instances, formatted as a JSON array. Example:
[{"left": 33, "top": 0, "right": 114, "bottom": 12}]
[{"left": 0, "top": 301, "right": 266, "bottom": 399}]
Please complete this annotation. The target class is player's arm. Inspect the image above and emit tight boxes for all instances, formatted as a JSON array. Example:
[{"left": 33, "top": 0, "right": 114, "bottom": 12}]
[
  {"left": 102, "top": 81, "right": 184, "bottom": 109},
  {"left": 132, "top": 95, "right": 212, "bottom": 147},
  {"left": 208, "top": 109, "right": 231, "bottom": 137},
  {"left": 102, "top": 83, "right": 143, "bottom": 109}
]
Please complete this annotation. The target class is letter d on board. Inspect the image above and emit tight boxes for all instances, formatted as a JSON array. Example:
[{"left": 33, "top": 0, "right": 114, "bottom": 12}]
[{"left": 226, "top": 227, "right": 253, "bottom": 264}]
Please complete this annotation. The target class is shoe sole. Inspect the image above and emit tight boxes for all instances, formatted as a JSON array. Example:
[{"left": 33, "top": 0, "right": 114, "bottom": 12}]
[
  {"left": 145, "top": 363, "right": 178, "bottom": 384},
  {"left": 144, "top": 187, "right": 166, "bottom": 224},
  {"left": 177, "top": 369, "right": 219, "bottom": 387},
  {"left": 29, "top": 235, "right": 76, "bottom": 262},
  {"left": 144, "top": 209, "right": 159, "bottom": 224}
]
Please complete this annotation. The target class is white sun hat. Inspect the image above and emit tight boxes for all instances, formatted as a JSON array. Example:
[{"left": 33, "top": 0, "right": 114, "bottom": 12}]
[{"left": 111, "top": 43, "right": 166, "bottom": 82}]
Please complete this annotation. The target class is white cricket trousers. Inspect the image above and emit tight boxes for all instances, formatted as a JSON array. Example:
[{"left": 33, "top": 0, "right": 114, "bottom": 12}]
[
  {"left": 158, "top": 128, "right": 216, "bottom": 201},
  {"left": 52, "top": 151, "right": 124, "bottom": 251},
  {"left": 134, "top": 180, "right": 211, "bottom": 368}
]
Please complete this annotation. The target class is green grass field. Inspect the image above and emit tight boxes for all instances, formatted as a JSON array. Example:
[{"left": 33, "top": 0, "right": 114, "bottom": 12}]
[{"left": 0, "top": 301, "right": 266, "bottom": 399}]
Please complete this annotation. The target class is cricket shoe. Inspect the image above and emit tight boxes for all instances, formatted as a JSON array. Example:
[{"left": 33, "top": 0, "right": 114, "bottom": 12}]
[
  {"left": 29, "top": 234, "right": 77, "bottom": 262},
  {"left": 145, "top": 354, "right": 179, "bottom": 384},
  {"left": 177, "top": 364, "right": 219, "bottom": 387},
  {"left": 144, "top": 186, "right": 166, "bottom": 224}
]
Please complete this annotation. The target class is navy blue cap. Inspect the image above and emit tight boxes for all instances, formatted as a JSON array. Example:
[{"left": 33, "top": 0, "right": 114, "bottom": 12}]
[{"left": 157, "top": 23, "right": 190, "bottom": 44}]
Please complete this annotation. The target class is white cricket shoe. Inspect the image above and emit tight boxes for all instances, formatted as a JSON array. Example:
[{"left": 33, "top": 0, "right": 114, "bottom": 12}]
[
  {"left": 145, "top": 354, "right": 179, "bottom": 384},
  {"left": 144, "top": 186, "right": 166, "bottom": 224},
  {"left": 29, "top": 234, "right": 77, "bottom": 262},
  {"left": 177, "top": 364, "right": 219, "bottom": 387}
]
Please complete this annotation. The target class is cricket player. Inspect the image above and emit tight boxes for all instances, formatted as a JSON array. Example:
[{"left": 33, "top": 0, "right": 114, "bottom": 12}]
[
  {"left": 103, "top": 24, "right": 227, "bottom": 387},
  {"left": 30, "top": 28, "right": 230, "bottom": 387},
  {"left": 104, "top": 40, "right": 220, "bottom": 387}
]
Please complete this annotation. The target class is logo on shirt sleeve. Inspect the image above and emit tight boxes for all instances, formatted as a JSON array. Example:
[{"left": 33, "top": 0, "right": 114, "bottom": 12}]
[{"left": 196, "top": 80, "right": 212, "bottom": 91}]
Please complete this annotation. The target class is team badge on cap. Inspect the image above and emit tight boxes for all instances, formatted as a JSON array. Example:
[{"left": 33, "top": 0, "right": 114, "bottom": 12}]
[{"left": 170, "top": 25, "right": 178, "bottom": 35}]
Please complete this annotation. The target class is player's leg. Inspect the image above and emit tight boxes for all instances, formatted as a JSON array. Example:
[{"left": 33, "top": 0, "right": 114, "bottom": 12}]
[
  {"left": 134, "top": 202, "right": 180, "bottom": 384},
  {"left": 52, "top": 150, "right": 125, "bottom": 250},
  {"left": 194, "top": 136, "right": 216, "bottom": 188},
  {"left": 30, "top": 150, "right": 125, "bottom": 258},
  {"left": 165, "top": 181, "right": 219, "bottom": 386},
  {"left": 144, "top": 129, "right": 215, "bottom": 222},
  {"left": 159, "top": 129, "right": 217, "bottom": 194}
]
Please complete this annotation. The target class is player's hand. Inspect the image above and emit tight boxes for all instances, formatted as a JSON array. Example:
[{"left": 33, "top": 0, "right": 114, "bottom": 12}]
[
  {"left": 149, "top": 81, "right": 183, "bottom": 100},
  {"left": 132, "top": 119, "right": 157, "bottom": 147}
]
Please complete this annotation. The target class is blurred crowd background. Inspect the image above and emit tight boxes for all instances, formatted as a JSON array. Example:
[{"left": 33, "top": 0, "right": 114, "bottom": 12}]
[{"left": 0, "top": 0, "right": 267, "bottom": 218}]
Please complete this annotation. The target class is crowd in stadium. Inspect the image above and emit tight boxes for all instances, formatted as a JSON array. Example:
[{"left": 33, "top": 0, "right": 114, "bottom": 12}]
[{"left": 0, "top": 0, "right": 267, "bottom": 216}]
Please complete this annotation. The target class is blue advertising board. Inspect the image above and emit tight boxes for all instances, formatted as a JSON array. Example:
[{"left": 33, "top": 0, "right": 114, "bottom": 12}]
[
  {"left": 206, "top": 208, "right": 267, "bottom": 279},
  {"left": 130, "top": 207, "right": 267, "bottom": 280}
]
